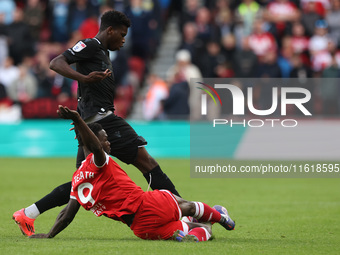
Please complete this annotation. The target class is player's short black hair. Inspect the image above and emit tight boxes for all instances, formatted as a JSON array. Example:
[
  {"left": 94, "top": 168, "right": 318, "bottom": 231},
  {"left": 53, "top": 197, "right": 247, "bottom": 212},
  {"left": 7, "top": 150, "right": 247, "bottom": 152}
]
[
  {"left": 99, "top": 10, "right": 131, "bottom": 31},
  {"left": 88, "top": 123, "right": 103, "bottom": 137},
  {"left": 76, "top": 123, "right": 104, "bottom": 147}
]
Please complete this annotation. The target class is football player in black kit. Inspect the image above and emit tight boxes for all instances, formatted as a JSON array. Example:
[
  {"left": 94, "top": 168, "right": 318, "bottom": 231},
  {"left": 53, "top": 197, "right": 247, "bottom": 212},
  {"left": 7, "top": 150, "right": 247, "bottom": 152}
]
[{"left": 12, "top": 10, "right": 181, "bottom": 237}]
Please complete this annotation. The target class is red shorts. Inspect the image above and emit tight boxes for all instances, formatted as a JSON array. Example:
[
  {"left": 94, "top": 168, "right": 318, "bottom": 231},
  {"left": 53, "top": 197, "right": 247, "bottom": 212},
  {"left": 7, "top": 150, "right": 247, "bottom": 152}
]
[{"left": 130, "top": 190, "right": 189, "bottom": 240}]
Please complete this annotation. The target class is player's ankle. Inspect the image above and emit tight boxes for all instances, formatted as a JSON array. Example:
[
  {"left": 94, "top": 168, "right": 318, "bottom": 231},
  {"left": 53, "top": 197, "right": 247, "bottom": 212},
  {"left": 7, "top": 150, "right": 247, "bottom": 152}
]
[{"left": 25, "top": 204, "right": 40, "bottom": 219}]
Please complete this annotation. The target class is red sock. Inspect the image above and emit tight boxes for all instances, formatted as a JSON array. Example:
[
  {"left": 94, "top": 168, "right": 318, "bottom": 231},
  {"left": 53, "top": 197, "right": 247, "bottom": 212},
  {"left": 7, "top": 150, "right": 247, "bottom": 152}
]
[
  {"left": 187, "top": 227, "right": 211, "bottom": 242},
  {"left": 193, "top": 202, "right": 222, "bottom": 223}
]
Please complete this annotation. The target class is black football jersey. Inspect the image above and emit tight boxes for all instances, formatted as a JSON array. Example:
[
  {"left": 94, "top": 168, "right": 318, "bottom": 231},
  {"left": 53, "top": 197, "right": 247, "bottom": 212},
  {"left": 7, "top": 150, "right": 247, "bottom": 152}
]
[{"left": 63, "top": 38, "right": 116, "bottom": 120}]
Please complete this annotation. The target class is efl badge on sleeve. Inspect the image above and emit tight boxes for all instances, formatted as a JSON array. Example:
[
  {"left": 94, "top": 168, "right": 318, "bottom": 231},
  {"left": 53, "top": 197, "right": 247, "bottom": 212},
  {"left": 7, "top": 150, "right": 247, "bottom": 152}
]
[{"left": 72, "top": 41, "right": 87, "bottom": 52}]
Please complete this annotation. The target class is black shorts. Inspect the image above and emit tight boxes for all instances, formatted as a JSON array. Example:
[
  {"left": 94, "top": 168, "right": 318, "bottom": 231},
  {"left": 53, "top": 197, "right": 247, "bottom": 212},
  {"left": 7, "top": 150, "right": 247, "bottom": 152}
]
[{"left": 76, "top": 113, "right": 147, "bottom": 168}]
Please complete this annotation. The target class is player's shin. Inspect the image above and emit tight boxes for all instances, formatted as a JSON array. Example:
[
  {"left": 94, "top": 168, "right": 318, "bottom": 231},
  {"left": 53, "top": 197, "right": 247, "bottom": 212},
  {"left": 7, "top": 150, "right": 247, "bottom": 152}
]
[
  {"left": 143, "top": 165, "right": 181, "bottom": 197},
  {"left": 192, "top": 202, "right": 222, "bottom": 223},
  {"left": 35, "top": 182, "right": 72, "bottom": 213}
]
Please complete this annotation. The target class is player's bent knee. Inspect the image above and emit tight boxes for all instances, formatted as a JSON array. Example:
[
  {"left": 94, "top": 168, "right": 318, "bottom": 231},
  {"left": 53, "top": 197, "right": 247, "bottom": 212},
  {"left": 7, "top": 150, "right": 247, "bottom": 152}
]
[
  {"left": 187, "top": 202, "right": 196, "bottom": 215},
  {"left": 203, "top": 224, "right": 212, "bottom": 235},
  {"left": 186, "top": 222, "right": 212, "bottom": 234},
  {"left": 178, "top": 200, "right": 196, "bottom": 216},
  {"left": 51, "top": 183, "right": 72, "bottom": 206}
]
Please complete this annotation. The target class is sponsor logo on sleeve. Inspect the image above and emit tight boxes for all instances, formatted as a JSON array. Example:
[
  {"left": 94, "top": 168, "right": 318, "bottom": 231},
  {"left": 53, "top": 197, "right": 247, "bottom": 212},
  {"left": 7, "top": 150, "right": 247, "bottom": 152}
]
[{"left": 72, "top": 41, "right": 87, "bottom": 52}]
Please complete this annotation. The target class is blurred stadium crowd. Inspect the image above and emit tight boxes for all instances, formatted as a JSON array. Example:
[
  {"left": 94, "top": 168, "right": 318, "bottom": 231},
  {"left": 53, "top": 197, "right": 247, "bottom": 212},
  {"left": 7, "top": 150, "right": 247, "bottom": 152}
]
[{"left": 0, "top": 0, "right": 340, "bottom": 122}]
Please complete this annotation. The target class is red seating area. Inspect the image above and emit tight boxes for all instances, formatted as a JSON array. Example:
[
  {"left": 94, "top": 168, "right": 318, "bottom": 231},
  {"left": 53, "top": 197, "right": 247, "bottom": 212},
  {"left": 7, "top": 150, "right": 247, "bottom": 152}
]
[{"left": 22, "top": 98, "right": 78, "bottom": 119}]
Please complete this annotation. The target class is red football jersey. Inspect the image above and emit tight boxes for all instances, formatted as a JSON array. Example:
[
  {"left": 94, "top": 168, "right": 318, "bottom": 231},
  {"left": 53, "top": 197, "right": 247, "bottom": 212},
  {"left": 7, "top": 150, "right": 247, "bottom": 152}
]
[
  {"left": 267, "top": 1, "right": 297, "bottom": 17},
  {"left": 70, "top": 153, "right": 145, "bottom": 222},
  {"left": 248, "top": 33, "right": 277, "bottom": 57}
]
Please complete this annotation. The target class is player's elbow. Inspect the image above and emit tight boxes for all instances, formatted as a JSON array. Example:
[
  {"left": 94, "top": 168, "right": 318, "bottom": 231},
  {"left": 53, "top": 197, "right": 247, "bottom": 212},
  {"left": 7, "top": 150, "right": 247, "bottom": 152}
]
[
  {"left": 49, "top": 55, "right": 66, "bottom": 71},
  {"left": 49, "top": 58, "right": 58, "bottom": 71}
]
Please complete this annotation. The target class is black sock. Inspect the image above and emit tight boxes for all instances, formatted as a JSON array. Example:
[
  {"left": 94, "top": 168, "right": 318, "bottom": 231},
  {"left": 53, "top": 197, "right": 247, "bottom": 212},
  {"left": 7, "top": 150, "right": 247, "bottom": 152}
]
[
  {"left": 35, "top": 182, "right": 72, "bottom": 214},
  {"left": 143, "top": 166, "right": 181, "bottom": 197}
]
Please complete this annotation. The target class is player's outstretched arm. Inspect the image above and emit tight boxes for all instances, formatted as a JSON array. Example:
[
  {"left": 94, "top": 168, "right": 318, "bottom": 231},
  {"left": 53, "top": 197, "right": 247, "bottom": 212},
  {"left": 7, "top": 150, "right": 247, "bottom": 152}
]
[
  {"left": 57, "top": 105, "right": 107, "bottom": 166},
  {"left": 29, "top": 199, "right": 80, "bottom": 239},
  {"left": 50, "top": 55, "right": 87, "bottom": 83},
  {"left": 50, "top": 55, "right": 112, "bottom": 83}
]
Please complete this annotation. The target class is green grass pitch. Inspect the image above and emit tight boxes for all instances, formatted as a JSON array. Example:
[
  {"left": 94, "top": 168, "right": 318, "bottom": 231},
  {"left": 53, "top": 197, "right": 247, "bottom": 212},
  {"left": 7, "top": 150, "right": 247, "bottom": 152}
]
[{"left": 1, "top": 158, "right": 339, "bottom": 255}]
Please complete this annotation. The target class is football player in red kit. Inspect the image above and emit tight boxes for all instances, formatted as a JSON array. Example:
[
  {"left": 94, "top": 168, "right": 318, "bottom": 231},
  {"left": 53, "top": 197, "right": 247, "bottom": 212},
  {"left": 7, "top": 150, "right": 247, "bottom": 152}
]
[{"left": 29, "top": 106, "right": 235, "bottom": 242}]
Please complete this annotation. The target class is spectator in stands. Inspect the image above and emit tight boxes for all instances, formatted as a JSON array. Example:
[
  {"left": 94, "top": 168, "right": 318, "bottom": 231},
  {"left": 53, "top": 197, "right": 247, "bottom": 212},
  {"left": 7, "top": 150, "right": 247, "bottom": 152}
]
[
  {"left": 0, "top": 0, "right": 16, "bottom": 25},
  {"left": 278, "top": 36, "right": 294, "bottom": 77},
  {"left": 0, "top": 82, "right": 8, "bottom": 101},
  {"left": 221, "top": 33, "right": 236, "bottom": 62},
  {"left": 0, "top": 38, "right": 7, "bottom": 68},
  {"left": 290, "top": 53, "right": 313, "bottom": 78},
  {"left": 217, "top": 34, "right": 237, "bottom": 78},
  {"left": 234, "top": 0, "right": 263, "bottom": 45},
  {"left": 195, "top": 7, "right": 220, "bottom": 45},
  {"left": 109, "top": 0, "right": 127, "bottom": 13},
  {"left": 326, "top": 0, "right": 340, "bottom": 47},
  {"left": 23, "top": 0, "right": 45, "bottom": 41},
  {"left": 179, "top": 0, "right": 201, "bottom": 31},
  {"left": 289, "top": 53, "right": 315, "bottom": 114},
  {"left": 232, "top": 36, "right": 258, "bottom": 78},
  {"left": 198, "top": 41, "right": 226, "bottom": 78},
  {"left": 68, "top": 0, "right": 94, "bottom": 35},
  {"left": 166, "top": 49, "right": 201, "bottom": 85},
  {"left": 6, "top": 7, "right": 35, "bottom": 65},
  {"left": 49, "top": 0, "right": 71, "bottom": 43},
  {"left": 301, "top": 1, "right": 323, "bottom": 37},
  {"left": 255, "top": 50, "right": 282, "bottom": 114},
  {"left": 146, "top": 0, "right": 163, "bottom": 56},
  {"left": 7, "top": 64, "right": 38, "bottom": 104},
  {"left": 163, "top": 71, "right": 190, "bottom": 120},
  {"left": 32, "top": 47, "right": 72, "bottom": 100},
  {"left": 178, "top": 22, "right": 204, "bottom": 66},
  {"left": 334, "top": 49, "right": 340, "bottom": 67},
  {"left": 291, "top": 21, "right": 310, "bottom": 55},
  {"left": 300, "top": 0, "right": 330, "bottom": 17},
  {"left": 309, "top": 19, "right": 331, "bottom": 54},
  {"left": 248, "top": 18, "right": 277, "bottom": 60},
  {"left": 320, "top": 54, "right": 340, "bottom": 114},
  {"left": 33, "top": 44, "right": 57, "bottom": 98},
  {"left": 125, "top": 0, "right": 154, "bottom": 60},
  {"left": 110, "top": 49, "right": 130, "bottom": 86},
  {"left": 0, "top": 56, "right": 19, "bottom": 89},
  {"left": 309, "top": 19, "right": 333, "bottom": 72},
  {"left": 158, "top": 0, "right": 172, "bottom": 29},
  {"left": 166, "top": 49, "right": 203, "bottom": 120},
  {"left": 264, "top": 0, "right": 300, "bottom": 39},
  {"left": 212, "top": 0, "right": 233, "bottom": 37},
  {"left": 0, "top": 81, "right": 21, "bottom": 123},
  {"left": 0, "top": 13, "right": 9, "bottom": 66},
  {"left": 256, "top": 50, "right": 282, "bottom": 78},
  {"left": 35, "top": 63, "right": 55, "bottom": 98},
  {"left": 50, "top": 72, "right": 72, "bottom": 100},
  {"left": 143, "top": 74, "right": 168, "bottom": 121},
  {"left": 79, "top": 12, "right": 99, "bottom": 39}
]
